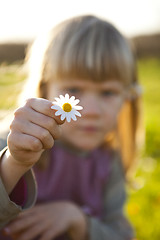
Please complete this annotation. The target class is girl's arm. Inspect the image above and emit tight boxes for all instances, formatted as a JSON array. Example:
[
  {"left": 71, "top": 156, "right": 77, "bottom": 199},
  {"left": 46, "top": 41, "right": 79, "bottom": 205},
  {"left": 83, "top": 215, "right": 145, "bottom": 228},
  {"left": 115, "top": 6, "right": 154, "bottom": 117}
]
[
  {"left": 0, "top": 147, "right": 37, "bottom": 229},
  {"left": 0, "top": 147, "right": 35, "bottom": 194},
  {"left": 88, "top": 154, "right": 135, "bottom": 240},
  {"left": 0, "top": 98, "right": 62, "bottom": 195}
]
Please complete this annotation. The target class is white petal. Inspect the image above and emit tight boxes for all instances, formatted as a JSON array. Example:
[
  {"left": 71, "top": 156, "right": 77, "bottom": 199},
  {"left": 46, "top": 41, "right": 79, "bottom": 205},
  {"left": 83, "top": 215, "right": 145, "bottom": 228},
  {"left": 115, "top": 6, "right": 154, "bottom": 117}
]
[
  {"left": 65, "top": 93, "right": 70, "bottom": 101},
  {"left": 70, "top": 96, "right": 75, "bottom": 102},
  {"left": 71, "top": 114, "right": 77, "bottom": 121},
  {"left": 51, "top": 105, "right": 60, "bottom": 110},
  {"left": 54, "top": 97, "right": 60, "bottom": 102},
  {"left": 54, "top": 98, "right": 63, "bottom": 106},
  {"left": 61, "top": 113, "right": 66, "bottom": 121},
  {"left": 59, "top": 95, "right": 65, "bottom": 100},
  {"left": 55, "top": 110, "right": 63, "bottom": 116},
  {"left": 73, "top": 105, "right": 83, "bottom": 110},
  {"left": 66, "top": 114, "right": 71, "bottom": 122},
  {"left": 52, "top": 102, "right": 62, "bottom": 107},
  {"left": 74, "top": 110, "right": 81, "bottom": 117},
  {"left": 73, "top": 99, "right": 80, "bottom": 105}
]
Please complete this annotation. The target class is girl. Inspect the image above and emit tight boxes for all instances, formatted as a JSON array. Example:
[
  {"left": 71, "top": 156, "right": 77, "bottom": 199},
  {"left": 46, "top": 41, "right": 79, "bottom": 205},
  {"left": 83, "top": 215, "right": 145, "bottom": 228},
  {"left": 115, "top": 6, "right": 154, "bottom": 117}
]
[{"left": 0, "top": 15, "right": 141, "bottom": 240}]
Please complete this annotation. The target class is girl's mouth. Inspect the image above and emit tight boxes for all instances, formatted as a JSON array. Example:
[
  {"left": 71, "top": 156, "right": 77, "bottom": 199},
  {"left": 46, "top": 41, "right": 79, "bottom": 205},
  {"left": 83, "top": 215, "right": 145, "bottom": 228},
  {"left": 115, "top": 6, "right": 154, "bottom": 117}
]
[{"left": 80, "top": 126, "right": 100, "bottom": 133}]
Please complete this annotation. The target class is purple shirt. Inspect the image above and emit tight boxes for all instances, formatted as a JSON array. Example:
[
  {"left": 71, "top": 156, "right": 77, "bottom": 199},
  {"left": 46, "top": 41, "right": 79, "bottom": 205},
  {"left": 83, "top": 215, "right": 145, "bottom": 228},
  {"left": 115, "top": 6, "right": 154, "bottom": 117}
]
[{"left": 34, "top": 142, "right": 111, "bottom": 219}]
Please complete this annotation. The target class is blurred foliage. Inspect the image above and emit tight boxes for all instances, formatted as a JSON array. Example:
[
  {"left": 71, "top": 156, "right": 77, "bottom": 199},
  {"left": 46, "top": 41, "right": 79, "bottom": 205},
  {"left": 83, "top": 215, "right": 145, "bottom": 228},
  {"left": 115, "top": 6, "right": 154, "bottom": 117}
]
[
  {"left": 126, "top": 58, "right": 160, "bottom": 240},
  {"left": 0, "top": 64, "right": 26, "bottom": 110},
  {"left": 139, "top": 59, "right": 160, "bottom": 157},
  {"left": 0, "top": 59, "right": 160, "bottom": 240}
]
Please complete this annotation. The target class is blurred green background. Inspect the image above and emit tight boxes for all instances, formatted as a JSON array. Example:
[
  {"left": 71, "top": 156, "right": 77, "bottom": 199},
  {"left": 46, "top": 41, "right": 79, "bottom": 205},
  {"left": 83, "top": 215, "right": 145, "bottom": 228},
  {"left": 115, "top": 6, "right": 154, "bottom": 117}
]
[
  {"left": 126, "top": 58, "right": 160, "bottom": 240},
  {"left": 0, "top": 57, "right": 160, "bottom": 240}
]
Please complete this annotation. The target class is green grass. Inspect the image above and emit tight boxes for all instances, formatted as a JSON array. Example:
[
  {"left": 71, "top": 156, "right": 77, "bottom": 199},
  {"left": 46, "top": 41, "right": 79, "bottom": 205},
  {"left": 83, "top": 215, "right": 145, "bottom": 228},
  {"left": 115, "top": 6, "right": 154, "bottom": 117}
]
[
  {"left": 0, "top": 65, "right": 26, "bottom": 109},
  {"left": 139, "top": 59, "right": 160, "bottom": 157},
  {"left": 126, "top": 58, "right": 160, "bottom": 240},
  {"left": 0, "top": 59, "right": 160, "bottom": 240}
]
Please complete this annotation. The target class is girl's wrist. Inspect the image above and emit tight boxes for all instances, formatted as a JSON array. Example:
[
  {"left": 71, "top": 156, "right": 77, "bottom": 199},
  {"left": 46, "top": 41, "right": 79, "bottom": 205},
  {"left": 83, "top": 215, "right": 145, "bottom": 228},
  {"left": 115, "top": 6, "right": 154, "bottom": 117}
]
[{"left": 0, "top": 149, "right": 31, "bottom": 194}]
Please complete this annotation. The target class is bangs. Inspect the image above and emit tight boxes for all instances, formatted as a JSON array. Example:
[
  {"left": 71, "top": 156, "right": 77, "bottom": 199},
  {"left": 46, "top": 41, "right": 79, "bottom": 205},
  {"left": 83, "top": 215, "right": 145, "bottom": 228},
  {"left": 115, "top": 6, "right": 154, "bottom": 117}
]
[{"left": 45, "top": 16, "right": 135, "bottom": 85}]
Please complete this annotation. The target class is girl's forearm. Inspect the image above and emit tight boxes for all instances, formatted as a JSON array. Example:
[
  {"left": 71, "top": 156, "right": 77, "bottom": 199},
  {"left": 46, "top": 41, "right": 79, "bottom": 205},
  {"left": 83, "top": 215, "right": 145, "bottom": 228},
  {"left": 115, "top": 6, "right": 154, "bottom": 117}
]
[{"left": 0, "top": 149, "right": 31, "bottom": 194}]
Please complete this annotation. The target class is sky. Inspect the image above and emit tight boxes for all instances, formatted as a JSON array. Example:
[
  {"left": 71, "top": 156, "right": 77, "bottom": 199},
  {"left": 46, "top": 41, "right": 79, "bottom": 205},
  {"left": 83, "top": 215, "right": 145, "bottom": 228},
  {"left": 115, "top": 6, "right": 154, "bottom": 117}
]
[{"left": 0, "top": 0, "right": 160, "bottom": 43}]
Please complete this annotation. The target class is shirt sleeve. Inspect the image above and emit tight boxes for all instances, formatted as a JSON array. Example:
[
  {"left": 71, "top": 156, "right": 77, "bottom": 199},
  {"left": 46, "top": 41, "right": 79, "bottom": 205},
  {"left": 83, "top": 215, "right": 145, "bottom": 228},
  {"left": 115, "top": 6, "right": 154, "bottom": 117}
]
[
  {"left": 88, "top": 153, "right": 135, "bottom": 240},
  {"left": 0, "top": 147, "right": 37, "bottom": 229}
]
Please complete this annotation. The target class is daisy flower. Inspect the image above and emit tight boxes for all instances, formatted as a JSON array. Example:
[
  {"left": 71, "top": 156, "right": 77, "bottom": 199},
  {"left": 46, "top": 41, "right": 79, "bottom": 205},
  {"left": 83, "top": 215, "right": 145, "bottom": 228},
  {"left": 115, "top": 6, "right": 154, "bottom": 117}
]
[{"left": 51, "top": 93, "right": 83, "bottom": 122}]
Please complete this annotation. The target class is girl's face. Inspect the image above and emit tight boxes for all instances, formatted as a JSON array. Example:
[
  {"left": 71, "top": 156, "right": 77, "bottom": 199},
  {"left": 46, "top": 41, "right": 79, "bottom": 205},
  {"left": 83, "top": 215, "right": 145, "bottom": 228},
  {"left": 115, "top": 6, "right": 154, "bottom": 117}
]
[{"left": 47, "top": 79, "right": 128, "bottom": 151}]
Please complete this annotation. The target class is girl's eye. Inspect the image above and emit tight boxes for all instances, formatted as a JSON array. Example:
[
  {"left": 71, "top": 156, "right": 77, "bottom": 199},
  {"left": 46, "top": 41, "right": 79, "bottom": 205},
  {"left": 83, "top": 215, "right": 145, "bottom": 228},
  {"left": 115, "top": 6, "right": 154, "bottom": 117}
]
[
  {"left": 66, "top": 88, "right": 81, "bottom": 95},
  {"left": 101, "top": 90, "right": 117, "bottom": 97}
]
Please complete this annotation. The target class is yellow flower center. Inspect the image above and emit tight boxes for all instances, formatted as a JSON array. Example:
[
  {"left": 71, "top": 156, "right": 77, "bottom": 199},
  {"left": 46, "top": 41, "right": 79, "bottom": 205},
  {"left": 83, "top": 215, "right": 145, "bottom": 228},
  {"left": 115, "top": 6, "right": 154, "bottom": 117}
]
[{"left": 62, "top": 103, "right": 72, "bottom": 112}]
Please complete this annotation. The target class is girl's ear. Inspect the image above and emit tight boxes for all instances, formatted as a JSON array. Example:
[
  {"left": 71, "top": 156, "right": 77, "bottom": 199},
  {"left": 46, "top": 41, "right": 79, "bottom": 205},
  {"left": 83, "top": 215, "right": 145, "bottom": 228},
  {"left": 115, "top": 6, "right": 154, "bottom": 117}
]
[
  {"left": 124, "top": 89, "right": 131, "bottom": 101},
  {"left": 125, "top": 84, "right": 143, "bottom": 101}
]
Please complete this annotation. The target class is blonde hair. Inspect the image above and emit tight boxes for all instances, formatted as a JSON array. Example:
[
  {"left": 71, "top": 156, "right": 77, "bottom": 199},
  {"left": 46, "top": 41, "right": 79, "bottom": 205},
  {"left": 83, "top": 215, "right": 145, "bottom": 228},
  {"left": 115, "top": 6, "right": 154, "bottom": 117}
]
[{"left": 23, "top": 15, "right": 143, "bottom": 173}]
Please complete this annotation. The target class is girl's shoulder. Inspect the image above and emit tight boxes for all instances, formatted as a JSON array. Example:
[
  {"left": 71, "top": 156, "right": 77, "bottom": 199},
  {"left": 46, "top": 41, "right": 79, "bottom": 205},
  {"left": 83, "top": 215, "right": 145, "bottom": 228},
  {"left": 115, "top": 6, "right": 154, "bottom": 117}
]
[
  {"left": 0, "top": 136, "right": 8, "bottom": 151},
  {"left": 106, "top": 148, "right": 125, "bottom": 178},
  {"left": 104, "top": 146, "right": 122, "bottom": 164},
  {"left": 0, "top": 117, "right": 10, "bottom": 151}
]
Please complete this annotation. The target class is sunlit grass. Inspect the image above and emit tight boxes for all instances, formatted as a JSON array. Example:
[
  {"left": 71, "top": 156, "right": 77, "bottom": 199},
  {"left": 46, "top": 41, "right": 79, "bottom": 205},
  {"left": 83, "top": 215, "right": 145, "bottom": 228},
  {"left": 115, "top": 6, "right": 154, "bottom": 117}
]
[
  {"left": 126, "top": 58, "right": 160, "bottom": 240},
  {"left": 0, "top": 65, "right": 26, "bottom": 109},
  {"left": 127, "top": 158, "right": 160, "bottom": 239},
  {"left": 139, "top": 59, "right": 160, "bottom": 158}
]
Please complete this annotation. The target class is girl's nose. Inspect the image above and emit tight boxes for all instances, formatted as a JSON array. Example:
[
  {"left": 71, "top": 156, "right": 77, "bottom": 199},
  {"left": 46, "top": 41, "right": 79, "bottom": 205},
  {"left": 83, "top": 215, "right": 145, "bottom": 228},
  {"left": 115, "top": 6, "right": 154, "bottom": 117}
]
[{"left": 81, "top": 94, "right": 102, "bottom": 117}]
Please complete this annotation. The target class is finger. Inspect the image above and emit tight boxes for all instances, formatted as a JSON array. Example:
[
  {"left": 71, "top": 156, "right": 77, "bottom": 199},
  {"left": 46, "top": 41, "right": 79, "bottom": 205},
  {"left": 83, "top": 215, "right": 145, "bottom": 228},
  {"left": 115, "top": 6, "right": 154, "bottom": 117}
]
[
  {"left": 16, "top": 223, "right": 46, "bottom": 240},
  {"left": 13, "top": 107, "right": 62, "bottom": 142},
  {"left": 8, "top": 131, "right": 43, "bottom": 152},
  {"left": 11, "top": 118, "right": 55, "bottom": 149},
  {"left": 25, "top": 98, "right": 64, "bottom": 125},
  {"left": 14, "top": 105, "right": 62, "bottom": 140},
  {"left": 15, "top": 219, "right": 54, "bottom": 240},
  {"left": 4, "top": 214, "right": 38, "bottom": 235},
  {"left": 26, "top": 108, "right": 62, "bottom": 140}
]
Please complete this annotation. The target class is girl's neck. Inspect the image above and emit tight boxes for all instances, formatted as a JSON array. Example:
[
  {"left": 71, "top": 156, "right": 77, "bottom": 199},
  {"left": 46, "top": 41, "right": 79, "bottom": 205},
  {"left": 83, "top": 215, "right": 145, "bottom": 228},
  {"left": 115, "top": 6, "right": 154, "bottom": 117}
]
[{"left": 56, "top": 139, "right": 91, "bottom": 157}]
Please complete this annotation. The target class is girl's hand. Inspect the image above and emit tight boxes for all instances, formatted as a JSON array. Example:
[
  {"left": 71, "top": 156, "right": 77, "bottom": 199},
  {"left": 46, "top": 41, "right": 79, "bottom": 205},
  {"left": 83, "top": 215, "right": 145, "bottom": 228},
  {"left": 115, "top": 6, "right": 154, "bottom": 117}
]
[
  {"left": 0, "top": 98, "right": 64, "bottom": 194},
  {"left": 4, "top": 202, "right": 88, "bottom": 240},
  {"left": 7, "top": 98, "right": 63, "bottom": 167}
]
